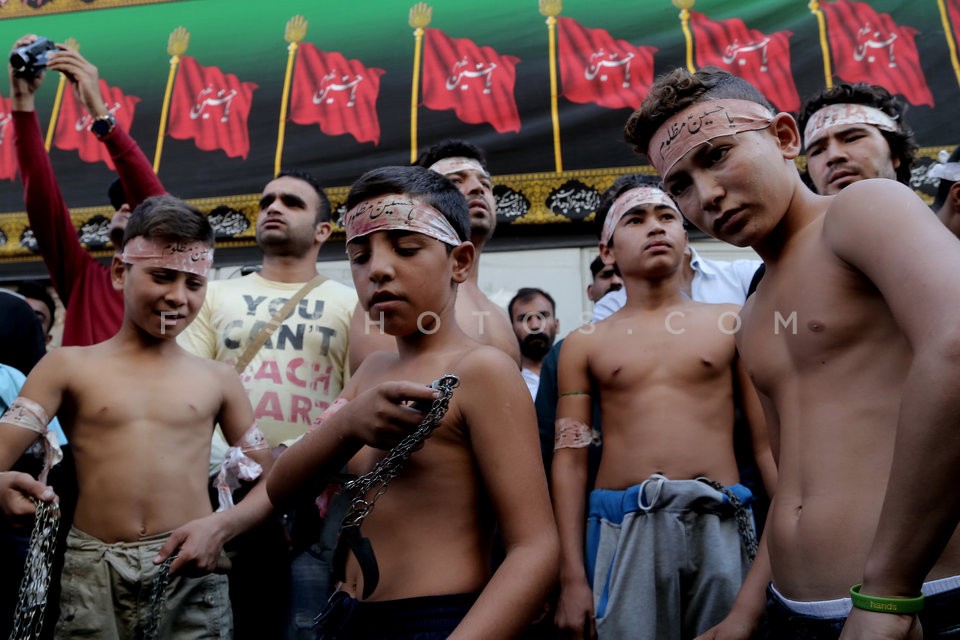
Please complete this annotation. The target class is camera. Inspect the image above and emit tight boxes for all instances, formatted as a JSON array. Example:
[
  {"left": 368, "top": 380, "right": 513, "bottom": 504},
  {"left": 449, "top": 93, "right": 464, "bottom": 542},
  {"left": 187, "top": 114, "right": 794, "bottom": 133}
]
[{"left": 10, "top": 37, "right": 56, "bottom": 78}]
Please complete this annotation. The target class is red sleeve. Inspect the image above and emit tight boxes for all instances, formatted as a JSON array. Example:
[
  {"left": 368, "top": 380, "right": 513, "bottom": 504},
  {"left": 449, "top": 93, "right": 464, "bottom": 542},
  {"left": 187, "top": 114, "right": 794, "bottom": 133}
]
[
  {"left": 100, "top": 124, "right": 166, "bottom": 208},
  {"left": 13, "top": 110, "right": 95, "bottom": 304}
]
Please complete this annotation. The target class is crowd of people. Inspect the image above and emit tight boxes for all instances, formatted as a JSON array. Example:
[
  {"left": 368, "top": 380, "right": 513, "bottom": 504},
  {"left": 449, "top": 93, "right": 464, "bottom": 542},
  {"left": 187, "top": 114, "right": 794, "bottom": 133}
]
[{"left": 2, "top": 33, "right": 960, "bottom": 640}]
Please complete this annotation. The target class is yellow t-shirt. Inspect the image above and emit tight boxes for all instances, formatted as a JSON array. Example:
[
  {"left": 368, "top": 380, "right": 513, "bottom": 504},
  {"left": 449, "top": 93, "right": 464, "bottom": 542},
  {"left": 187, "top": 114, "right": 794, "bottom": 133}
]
[{"left": 179, "top": 273, "right": 357, "bottom": 451}]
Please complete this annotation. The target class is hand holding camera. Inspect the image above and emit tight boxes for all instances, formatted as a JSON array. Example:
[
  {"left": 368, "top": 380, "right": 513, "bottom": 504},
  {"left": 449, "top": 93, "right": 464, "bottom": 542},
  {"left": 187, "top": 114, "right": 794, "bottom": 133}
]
[
  {"left": 10, "top": 36, "right": 56, "bottom": 79},
  {"left": 9, "top": 35, "right": 107, "bottom": 119}
]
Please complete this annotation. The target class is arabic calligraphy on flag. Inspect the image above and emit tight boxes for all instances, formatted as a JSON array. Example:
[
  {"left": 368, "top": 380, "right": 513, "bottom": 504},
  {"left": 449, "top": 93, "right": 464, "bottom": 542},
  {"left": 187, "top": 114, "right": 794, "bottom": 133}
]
[
  {"left": 421, "top": 28, "right": 521, "bottom": 134},
  {"left": 690, "top": 11, "right": 799, "bottom": 112},
  {"left": 168, "top": 56, "right": 259, "bottom": 159},
  {"left": 821, "top": 0, "right": 934, "bottom": 107},
  {"left": 556, "top": 17, "right": 657, "bottom": 110},
  {"left": 0, "top": 95, "right": 15, "bottom": 181},
  {"left": 53, "top": 80, "right": 140, "bottom": 169},
  {"left": 290, "top": 43, "right": 385, "bottom": 145}
]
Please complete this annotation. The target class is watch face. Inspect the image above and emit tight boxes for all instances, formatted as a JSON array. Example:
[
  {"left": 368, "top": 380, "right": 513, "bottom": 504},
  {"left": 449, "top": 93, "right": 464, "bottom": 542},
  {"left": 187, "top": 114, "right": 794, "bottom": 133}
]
[{"left": 91, "top": 114, "right": 116, "bottom": 137}]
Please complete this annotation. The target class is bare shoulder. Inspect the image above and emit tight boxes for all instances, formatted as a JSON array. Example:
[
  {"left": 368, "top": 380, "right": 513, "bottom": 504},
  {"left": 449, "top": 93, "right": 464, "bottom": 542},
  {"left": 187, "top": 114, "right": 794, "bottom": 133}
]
[
  {"left": 688, "top": 300, "right": 740, "bottom": 315},
  {"left": 207, "top": 357, "right": 243, "bottom": 382},
  {"left": 349, "top": 349, "right": 402, "bottom": 396},
  {"left": 455, "top": 343, "right": 520, "bottom": 381},
  {"left": 824, "top": 178, "right": 960, "bottom": 273},
  {"left": 824, "top": 179, "right": 926, "bottom": 242},
  {"left": 560, "top": 322, "right": 598, "bottom": 352},
  {"left": 38, "top": 345, "right": 84, "bottom": 366}
]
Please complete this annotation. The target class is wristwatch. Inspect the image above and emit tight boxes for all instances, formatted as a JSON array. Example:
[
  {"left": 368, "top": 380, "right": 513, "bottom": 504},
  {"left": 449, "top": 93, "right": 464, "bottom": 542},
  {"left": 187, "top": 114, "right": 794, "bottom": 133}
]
[{"left": 91, "top": 113, "right": 117, "bottom": 138}]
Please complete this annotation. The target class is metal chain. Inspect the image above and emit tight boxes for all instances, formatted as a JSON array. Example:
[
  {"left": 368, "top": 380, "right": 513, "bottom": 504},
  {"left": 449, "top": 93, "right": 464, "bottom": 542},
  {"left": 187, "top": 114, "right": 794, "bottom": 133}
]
[
  {"left": 9, "top": 499, "right": 61, "bottom": 640},
  {"left": 142, "top": 554, "right": 176, "bottom": 640},
  {"left": 340, "top": 375, "right": 460, "bottom": 529},
  {"left": 702, "top": 479, "right": 758, "bottom": 562}
]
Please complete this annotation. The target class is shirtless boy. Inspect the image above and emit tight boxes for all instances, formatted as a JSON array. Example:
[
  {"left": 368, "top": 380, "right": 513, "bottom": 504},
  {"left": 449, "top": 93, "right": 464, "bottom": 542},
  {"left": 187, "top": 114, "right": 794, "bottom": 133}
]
[
  {"left": 349, "top": 140, "right": 521, "bottom": 370},
  {"left": 267, "top": 165, "right": 558, "bottom": 638},
  {"left": 625, "top": 67, "right": 960, "bottom": 639},
  {"left": 552, "top": 182, "right": 775, "bottom": 639},
  {"left": 0, "top": 195, "right": 274, "bottom": 638}
]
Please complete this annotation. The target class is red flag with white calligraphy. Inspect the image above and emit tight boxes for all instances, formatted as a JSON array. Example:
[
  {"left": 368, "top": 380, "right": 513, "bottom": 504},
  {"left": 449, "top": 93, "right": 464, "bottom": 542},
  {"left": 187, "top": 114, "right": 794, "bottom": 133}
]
[
  {"left": 290, "top": 43, "right": 385, "bottom": 145},
  {"left": 690, "top": 10, "right": 800, "bottom": 112},
  {"left": 0, "top": 95, "right": 16, "bottom": 181},
  {"left": 821, "top": 0, "right": 934, "bottom": 107},
  {"left": 557, "top": 16, "right": 657, "bottom": 110},
  {"left": 421, "top": 28, "right": 521, "bottom": 134},
  {"left": 168, "top": 56, "right": 259, "bottom": 159},
  {"left": 53, "top": 80, "right": 140, "bottom": 169}
]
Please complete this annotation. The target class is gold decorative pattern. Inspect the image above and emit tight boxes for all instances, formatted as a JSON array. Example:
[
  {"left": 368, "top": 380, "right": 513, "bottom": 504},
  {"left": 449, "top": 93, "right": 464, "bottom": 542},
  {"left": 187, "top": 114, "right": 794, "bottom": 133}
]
[
  {"left": 285, "top": 15, "right": 308, "bottom": 44},
  {"left": 409, "top": 2, "right": 432, "bottom": 30},
  {"left": 0, "top": 0, "right": 181, "bottom": 20},
  {"left": 539, "top": 0, "right": 562, "bottom": 18},
  {"left": 167, "top": 26, "right": 190, "bottom": 57}
]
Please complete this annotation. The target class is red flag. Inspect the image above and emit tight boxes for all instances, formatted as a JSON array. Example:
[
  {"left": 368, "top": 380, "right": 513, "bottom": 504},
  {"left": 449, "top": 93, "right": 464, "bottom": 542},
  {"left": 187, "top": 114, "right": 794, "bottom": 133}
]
[
  {"left": 557, "top": 17, "right": 657, "bottom": 111},
  {"left": 821, "top": 0, "right": 934, "bottom": 107},
  {"left": 421, "top": 28, "right": 521, "bottom": 134},
  {"left": 53, "top": 80, "right": 140, "bottom": 169},
  {"left": 950, "top": 0, "right": 960, "bottom": 57},
  {"left": 290, "top": 43, "right": 385, "bottom": 145},
  {"left": 0, "top": 95, "right": 16, "bottom": 181},
  {"left": 690, "top": 11, "right": 800, "bottom": 112},
  {"left": 168, "top": 56, "right": 258, "bottom": 159}
]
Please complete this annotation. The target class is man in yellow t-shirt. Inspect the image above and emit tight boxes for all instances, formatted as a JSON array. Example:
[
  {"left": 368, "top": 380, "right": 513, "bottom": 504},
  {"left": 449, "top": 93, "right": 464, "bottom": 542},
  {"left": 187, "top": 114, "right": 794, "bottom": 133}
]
[{"left": 178, "top": 169, "right": 357, "bottom": 640}]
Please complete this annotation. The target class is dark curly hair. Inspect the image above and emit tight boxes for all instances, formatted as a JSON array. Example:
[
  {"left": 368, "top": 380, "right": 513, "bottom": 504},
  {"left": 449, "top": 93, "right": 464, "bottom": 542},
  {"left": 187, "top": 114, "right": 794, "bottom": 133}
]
[
  {"left": 624, "top": 67, "right": 774, "bottom": 160},
  {"left": 797, "top": 83, "right": 917, "bottom": 187}
]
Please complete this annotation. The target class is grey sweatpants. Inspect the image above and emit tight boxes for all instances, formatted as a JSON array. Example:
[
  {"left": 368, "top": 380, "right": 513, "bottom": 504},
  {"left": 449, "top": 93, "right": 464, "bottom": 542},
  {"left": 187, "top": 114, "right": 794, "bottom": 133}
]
[{"left": 586, "top": 475, "right": 754, "bottom": 640}]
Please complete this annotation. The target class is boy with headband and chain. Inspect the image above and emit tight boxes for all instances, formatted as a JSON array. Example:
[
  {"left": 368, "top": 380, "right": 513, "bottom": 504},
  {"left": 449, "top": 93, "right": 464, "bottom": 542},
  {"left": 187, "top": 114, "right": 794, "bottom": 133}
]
[
  {"left": 552, "top": 179, "right": 775, "bottom": 640},
  {"left": 348, "top": 140, "right": 521, "bottom": 372},
  {"left": 625, "top": 67, "right": 960, "bottom": 640},
  {"left": 0, "top": 195, "right": 275, "bottom": 639},
  {"left": 267, "top": 166, "right": 558, "bottom": 639}
]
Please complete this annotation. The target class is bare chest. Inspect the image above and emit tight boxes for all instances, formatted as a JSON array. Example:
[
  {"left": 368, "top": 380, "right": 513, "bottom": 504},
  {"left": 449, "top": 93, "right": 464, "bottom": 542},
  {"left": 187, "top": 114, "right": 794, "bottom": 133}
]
[
  {"left": 68, "top": 366, "right": 221, "bottom": 428},
  {"left": 740, "top": 247, "right": 898, "bottom": 396},
  {"left": 590, "top": 313, "right": 736, "bottom": 391}
]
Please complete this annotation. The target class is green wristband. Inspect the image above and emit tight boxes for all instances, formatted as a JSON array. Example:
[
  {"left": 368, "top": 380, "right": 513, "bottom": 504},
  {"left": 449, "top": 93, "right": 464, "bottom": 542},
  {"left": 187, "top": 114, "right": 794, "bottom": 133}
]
[{"left": 849, "top": 584, "right": 925, "bottom": 614}]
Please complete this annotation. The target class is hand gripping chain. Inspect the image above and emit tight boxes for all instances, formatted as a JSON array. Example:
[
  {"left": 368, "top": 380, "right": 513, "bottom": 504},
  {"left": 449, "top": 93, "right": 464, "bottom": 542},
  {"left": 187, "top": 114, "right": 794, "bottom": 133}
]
[
  {"left": 9, "top": 500, "right": 60, "bottom": 640},
  {"left": 333, "top": 374, "right": 460, "bottom": 598}
]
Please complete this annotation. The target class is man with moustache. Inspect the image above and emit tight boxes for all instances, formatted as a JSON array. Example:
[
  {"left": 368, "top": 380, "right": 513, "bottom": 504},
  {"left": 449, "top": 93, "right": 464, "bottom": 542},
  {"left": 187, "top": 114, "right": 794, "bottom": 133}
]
[
  {"left": 178, "top": 169, "right": 358, "bottom": 640},
  {"left": 508, "top": 287, "right": 560, "bottom": 399}
]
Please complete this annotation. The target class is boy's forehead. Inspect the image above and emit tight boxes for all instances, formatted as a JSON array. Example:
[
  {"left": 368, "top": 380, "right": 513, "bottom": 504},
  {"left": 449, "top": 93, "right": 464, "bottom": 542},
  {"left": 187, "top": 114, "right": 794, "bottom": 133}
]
[
  {"left": 343, "top": 193, "right": 461, "bottom": 248},
  {"left": 601, "top": 186, "right": 678, "bottom": 246},
  {"left": 121, "top": 236, "right": 213, "bottom": 278},
  {"left": 649, "top": 99, "right": 774, "bottom": 178}
]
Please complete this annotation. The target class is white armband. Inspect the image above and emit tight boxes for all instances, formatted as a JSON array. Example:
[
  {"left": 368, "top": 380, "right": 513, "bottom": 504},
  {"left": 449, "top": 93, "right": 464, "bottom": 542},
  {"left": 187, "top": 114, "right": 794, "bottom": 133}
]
[
  {"left": 554, "top": 417, "right": 601, "bottom": 450},
  {"left": 1, "top": 397, "right": 63, "bottom": 483},
  {"left": 215, "top": 422, "right": 266, "bottom": 512}
]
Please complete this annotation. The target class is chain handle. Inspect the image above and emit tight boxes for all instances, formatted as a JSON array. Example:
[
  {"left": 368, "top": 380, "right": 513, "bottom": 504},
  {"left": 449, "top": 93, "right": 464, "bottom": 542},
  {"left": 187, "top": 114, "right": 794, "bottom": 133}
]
[
  {"left": 9, "top": 499, "right": 61, "bottom": 640},
  {"left": 340, "top": 375, "right": 460, "bottom": 529},
  {"left": 141, "top": 554, "right": 177, "bottom": 640},
  {"left": 702, "top": 479, "right": 758, "bottom": 562}
]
